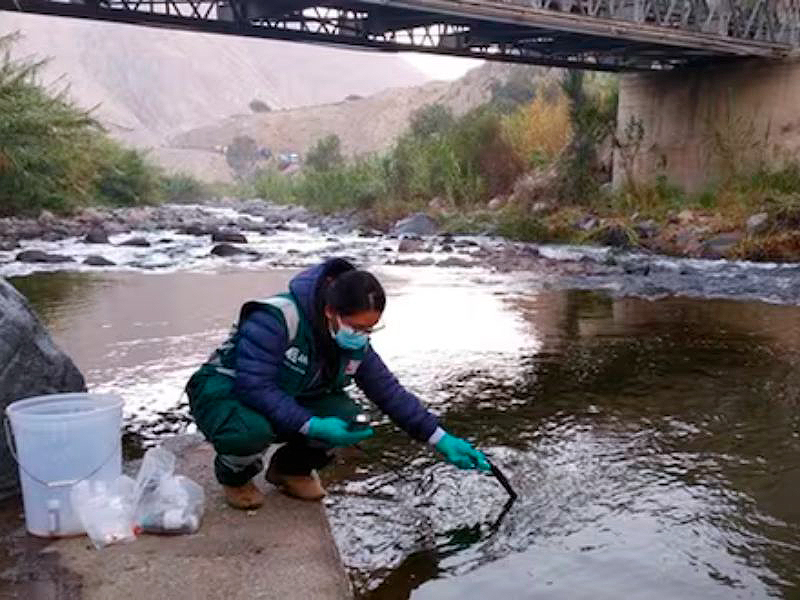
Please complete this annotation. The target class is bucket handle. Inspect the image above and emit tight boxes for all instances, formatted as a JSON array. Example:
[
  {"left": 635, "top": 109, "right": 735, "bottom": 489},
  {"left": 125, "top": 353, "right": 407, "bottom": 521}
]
[{"left": 3, "top": 416, "right": 121, "bottom": 489}]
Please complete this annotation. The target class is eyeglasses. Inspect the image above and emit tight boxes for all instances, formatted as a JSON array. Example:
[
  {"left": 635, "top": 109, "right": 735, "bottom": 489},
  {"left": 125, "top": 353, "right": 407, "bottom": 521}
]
[{"left": 339, "top": 319, "right": 386, "bottom": 335}]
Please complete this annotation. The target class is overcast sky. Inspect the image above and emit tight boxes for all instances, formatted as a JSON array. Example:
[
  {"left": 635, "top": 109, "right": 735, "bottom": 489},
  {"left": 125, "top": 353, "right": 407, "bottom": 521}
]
[{"left": 401, "top": 52, "right": 482, "bottom": 80}]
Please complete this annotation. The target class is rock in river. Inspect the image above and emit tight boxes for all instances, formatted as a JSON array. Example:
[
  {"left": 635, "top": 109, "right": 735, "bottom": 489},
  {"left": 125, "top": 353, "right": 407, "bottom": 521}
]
[
  {"left": 211, "top": 243, "right": 255, "bottom": 257},
  {"left": 436, "top": 257, "right": 474, "bottom": 268},
  {"left": 84, "top": 226, "right": 110, "bottom": 244},
  {"left": 398, "top": 238, "right": 425, "bottom": 253},
  {"left": 181, "top": 223, "right": 215, "bottom": 236},
  {"left": 212, "top": 230, "right": 248, "bottom": 244},
  {"left": 119, "top": 236, "right": 152, "bottom": 247},
  {"left": 84, "top": 255, "right": 116, "bottom": 267},
  {"left": 0, "top": 278, "right": 86, "bottom": 499},
  {"left": 16, "top": 250, "right": 74, "bottom": 264}
]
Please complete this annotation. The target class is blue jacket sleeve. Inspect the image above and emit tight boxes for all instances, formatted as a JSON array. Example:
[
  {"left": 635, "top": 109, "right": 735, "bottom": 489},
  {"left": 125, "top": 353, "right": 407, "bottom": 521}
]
[
  {"left": 233, "top": 308, "right": 312, "bottom": 434},
  {"left": 354, "top": 347, "right": 439, "bottom": 443}
]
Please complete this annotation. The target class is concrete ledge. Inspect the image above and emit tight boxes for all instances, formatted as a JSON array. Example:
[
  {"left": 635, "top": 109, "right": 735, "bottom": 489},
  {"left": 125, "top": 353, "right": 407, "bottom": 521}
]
[{"left": 0, "top": 435, "right": 353, "bottom": 600}]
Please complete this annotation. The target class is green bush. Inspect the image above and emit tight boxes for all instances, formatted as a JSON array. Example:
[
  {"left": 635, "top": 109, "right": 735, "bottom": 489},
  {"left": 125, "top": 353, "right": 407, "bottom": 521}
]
[
  {"left": 749, "top": 163, "right": 800, "bottom": 195},
  {"left": 305, "top": 134, "right": 344, "bottom": 172},
  {"left": 385, "top": 134, "right": 483, "bottom": 206},
  {"left": 494, "top": 208, "right": 548, "bottom": 241},
  {"left": 409, "top": 104, "right": 455, "bottom": 139},
  {"left": 383, "top": 106, "right": 521, "bottom": 208},
  {"left": 0, "top": 34, "right": 99, "bottom": 215},
  {"left": 93, "top": 142, "right": 163, "bottom": 207},
  {"left": 252, "top": 158, "right": 386, "bottom": 214},
  {"left": 0, "top": 33, "right": 165, "bottom": 216},
  {"left": 160, "top": 173, "right": 208, "bottom": 204},
  {"left": 450, "top": 107, "right": 523, "bottom": 199}
]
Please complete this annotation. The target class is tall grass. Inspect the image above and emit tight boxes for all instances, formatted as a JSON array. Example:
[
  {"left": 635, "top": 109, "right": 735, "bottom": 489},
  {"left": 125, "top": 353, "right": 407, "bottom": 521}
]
[
  {"left": 0, "top": 33, "right": 101, "bottom": 215},
  {"left": 0, "top": 34, "right": 199, "bottom": 216}
]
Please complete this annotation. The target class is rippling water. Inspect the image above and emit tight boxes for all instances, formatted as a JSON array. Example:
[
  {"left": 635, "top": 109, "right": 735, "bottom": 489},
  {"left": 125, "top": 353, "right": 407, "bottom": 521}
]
[{"left": 7, "top": 216, "right": 800, "bottom": 599}]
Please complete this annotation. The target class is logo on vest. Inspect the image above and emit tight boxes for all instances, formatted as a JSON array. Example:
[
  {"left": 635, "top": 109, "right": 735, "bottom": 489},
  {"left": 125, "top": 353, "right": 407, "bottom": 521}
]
[{"left": 285, "top": 347, "right": 309, "bottom": 366}]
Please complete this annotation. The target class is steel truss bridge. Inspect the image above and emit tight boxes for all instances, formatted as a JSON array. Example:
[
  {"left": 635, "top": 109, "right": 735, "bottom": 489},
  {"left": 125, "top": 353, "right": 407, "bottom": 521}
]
[{"left": 1, "top": 0, "right": 798, "bottom": 70}]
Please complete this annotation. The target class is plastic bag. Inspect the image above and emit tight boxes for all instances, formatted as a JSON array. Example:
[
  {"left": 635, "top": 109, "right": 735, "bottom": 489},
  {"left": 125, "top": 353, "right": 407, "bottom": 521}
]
[
  {"left": 133, "top": 446, "right": 176, "bottom": 508},
  {"left": 134, "top": 447, "right": 205, "bottom": 535},
  {"left": 69, "top": 446, "right": 205, "bottom": 547},
  {"left": 137, "top": 475, "right": 205, "bottom": 534},
  {"left": 70, "top": 475, "right": 137, "bottom": 549}
]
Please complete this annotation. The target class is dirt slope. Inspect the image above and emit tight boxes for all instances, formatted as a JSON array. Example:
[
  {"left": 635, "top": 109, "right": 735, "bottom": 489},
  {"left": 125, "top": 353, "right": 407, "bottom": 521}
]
[{"left": 168, "top": 62, "right": 550, "bottom": 180}]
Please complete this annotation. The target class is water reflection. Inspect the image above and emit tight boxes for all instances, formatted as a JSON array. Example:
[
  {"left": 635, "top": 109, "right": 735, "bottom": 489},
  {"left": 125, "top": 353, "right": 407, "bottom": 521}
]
[{"left": 331, "top": 291, "right": 800, "bottom": 599}]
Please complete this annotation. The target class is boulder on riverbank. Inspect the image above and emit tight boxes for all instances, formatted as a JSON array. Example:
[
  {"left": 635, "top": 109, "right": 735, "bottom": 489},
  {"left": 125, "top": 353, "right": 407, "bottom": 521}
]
[
  {"left": 0, "top": 278, "right": 86, "bottom": 499},
  {"left": 392, "top": 213, "right": 437, "bottom": 236},
  {"left": 702, "top": 232, "right": 745, "bottom": 259}
]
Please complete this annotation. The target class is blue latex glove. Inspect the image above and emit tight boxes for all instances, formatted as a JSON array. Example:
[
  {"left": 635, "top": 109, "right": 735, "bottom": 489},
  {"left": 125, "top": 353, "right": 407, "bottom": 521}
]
[
  {"left": 307, "top": 416, "right": 374, "bottom": 447},
  {"left": 435, "top": 433, "right": 491, "bottom": 471}
]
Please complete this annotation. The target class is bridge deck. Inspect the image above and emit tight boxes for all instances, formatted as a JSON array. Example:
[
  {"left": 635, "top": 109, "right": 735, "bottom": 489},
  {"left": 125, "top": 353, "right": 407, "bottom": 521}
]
[{"left": 0, "top": 0, "right": 795, "bottom": 70}]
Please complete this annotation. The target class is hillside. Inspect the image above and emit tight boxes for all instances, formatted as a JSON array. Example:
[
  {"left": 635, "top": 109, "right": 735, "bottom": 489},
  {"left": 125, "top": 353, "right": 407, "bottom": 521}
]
[
  {"left": 0, "top": 11, "right": 429, "bottom": 147},
  {"left": 168, "top": 62, "right": 553, "bottom": 181},
  {"left": 1, "top": 12, "right": 553, "bottom": 183}
]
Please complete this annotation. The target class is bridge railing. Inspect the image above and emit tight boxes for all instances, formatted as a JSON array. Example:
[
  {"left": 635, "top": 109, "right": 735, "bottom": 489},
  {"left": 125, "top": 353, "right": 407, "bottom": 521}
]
[{"left": 501, "top": 0, "right": 799, "bottom": 44}]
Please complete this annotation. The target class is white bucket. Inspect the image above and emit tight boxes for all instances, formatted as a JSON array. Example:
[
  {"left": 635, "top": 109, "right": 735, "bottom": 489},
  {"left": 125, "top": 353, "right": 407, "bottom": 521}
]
[{"left": 4, "top": 393, "right": 123, "bottom": 537}]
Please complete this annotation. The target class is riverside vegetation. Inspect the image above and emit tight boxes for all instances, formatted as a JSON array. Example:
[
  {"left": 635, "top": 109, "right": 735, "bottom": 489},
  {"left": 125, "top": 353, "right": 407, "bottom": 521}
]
[
  {"left": 248, "top": 69, "right": 800, "bottom": 262},
  {"left": 0, "top": 34, "right": 205, "bottom": 218},
  {"left": 3, "top": 30, "right": 799, "bottom": 262}
]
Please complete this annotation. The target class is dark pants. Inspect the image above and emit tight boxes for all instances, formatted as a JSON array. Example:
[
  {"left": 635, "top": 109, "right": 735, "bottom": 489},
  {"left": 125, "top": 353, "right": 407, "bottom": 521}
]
[{"left": 186, "top": 366, "right": 359, "bottom": 487}]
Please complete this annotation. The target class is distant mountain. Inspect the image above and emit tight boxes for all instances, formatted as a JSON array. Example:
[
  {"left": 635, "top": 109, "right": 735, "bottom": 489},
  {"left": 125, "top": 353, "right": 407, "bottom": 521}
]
[{"left": 1, "top": 11, "right": 430, "bottom": 146}]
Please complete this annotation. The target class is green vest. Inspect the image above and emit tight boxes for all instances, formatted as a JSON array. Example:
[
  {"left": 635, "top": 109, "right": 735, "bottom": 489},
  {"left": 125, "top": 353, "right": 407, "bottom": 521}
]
[{"left": 205, "top": 293, "right": 367, "bottom": 398}]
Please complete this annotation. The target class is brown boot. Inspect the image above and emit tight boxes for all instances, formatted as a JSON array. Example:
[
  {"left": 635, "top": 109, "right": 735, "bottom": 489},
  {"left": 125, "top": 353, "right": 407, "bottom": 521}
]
[
  {"left": 265, "top": 462, "right": 326, "bottom": 501},
  {"left": 223, "top": 480, "right": 265, "bottom": 510}
]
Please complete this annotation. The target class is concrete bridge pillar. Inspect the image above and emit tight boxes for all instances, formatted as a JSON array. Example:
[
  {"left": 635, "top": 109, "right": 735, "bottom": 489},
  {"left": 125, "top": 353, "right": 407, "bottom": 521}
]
[{"left": 613, "top": 59, "right": 800, "bottom": 193}]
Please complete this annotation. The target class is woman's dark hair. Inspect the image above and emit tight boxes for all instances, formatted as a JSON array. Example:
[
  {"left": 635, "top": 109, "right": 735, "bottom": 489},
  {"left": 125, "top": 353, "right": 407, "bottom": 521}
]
[
  {"left": 325, "top": 270, "right": 386, "bottom": 316},
  {"left": 311, "top": 261, "right": 386, "bottom": 380}
]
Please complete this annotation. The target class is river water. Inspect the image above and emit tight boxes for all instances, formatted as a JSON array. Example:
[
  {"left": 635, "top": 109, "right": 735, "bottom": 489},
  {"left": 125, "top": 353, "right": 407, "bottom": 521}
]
[{"left": 4, "top": 210, "right": 800, "bottom": 598}]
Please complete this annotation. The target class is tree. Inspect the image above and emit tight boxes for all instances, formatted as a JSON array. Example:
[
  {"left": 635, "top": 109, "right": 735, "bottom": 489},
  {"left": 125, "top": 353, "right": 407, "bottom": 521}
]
[
  {"left": 557, "top": 71, "right": 618, "bottom": 202},
  {"left": 249, "top": 99, "right": 271, "bottom": 113},
  {"left": 305, "top": 134, "right": 344, "bottom": 171},
  {"left": 225, "top": 135, "right": 260, "bottom": 177}
]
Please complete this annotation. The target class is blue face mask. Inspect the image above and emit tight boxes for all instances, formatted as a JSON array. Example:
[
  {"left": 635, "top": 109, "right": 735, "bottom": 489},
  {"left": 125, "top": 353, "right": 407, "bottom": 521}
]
[{"left": 332, "top": 318, "right": 369, "bottom": 350}]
